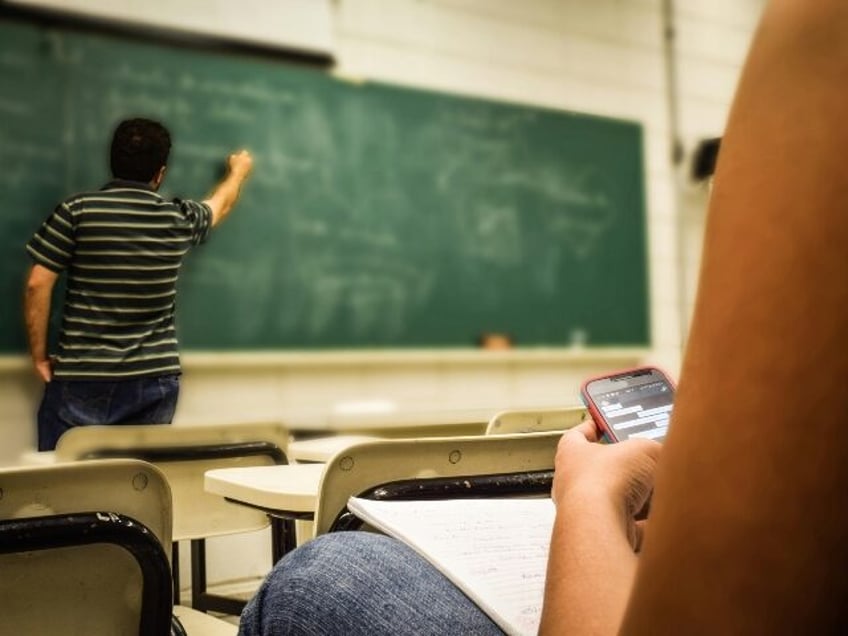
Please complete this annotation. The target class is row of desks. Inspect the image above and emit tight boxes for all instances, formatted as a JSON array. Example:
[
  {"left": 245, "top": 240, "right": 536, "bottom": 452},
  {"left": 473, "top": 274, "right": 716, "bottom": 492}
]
[
  {"left": 18, "top": 405, "right": 576, "bottom": 561},
  {"left": 207, "top": 407, "right": 501, "bottom": 531}
]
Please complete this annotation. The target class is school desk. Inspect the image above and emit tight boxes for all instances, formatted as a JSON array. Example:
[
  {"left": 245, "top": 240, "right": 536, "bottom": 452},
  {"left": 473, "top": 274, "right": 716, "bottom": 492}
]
[{"left": 287, "top": 435, "right": 379, "bottom": 463}]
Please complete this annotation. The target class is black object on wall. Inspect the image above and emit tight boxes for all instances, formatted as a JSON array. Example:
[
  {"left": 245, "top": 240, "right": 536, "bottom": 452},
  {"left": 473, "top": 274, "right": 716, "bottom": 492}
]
[{"left": 691, "top": 137, "right": 722, "bottom": 181}]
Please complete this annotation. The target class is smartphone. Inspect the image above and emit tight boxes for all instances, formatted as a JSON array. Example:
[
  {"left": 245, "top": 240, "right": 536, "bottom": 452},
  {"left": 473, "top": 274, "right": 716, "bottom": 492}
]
[{"left": 581, "top": 366, "right": 675, "bottom": 443}]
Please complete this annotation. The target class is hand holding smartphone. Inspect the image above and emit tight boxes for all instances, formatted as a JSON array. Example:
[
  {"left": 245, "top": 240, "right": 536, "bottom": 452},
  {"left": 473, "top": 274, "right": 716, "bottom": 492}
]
[{"left": 581, "top": 366, "right": 675, "bottom": 443}]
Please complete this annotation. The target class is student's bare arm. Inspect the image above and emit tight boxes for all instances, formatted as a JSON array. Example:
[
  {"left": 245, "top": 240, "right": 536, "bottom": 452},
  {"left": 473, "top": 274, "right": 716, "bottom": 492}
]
[
  {"left": 204, "top": 150, "right": 254, "bottom": 227},
  {"left": 24, "top": 264, "right": 59, "bottom": 382},
  {"left": 540, "top": 420, "right": 659, "bottom": 635},
  {"left": 621, "top": 0, "right": 848, "bottom": 632}
]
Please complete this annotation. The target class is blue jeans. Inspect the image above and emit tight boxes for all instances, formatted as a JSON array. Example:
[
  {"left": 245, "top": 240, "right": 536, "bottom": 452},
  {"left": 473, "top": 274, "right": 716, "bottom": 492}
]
[
  {"left": 37, "top": 375, "right": 180, "bottom": 451},
  {"left": 238, "top": 532, "right": 504, "bottom": 636}
]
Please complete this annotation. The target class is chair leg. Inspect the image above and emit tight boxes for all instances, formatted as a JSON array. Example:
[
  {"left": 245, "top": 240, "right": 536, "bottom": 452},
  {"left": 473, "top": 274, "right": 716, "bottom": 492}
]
[
  {"left": 188, "top": 518, "right": 299, "bottom": 615},
  {"left": 190, "top": 538, "right": 206, "bottom": 611},
  {"left": 270, "top": 517, "right": 297, "bottom": 563},
  {"left": 172, "top": 541, "right": 181, "bottom": 604},
  {"left": 190, "top": 538, "right": 247, "bottom": 616}
]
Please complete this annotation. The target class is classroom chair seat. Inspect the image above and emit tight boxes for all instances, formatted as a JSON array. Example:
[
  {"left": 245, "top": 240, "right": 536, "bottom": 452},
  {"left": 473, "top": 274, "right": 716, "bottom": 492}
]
[
  {"left": 0, "top": 459, "right": 236, "bottom": 636},
  {"left": 54, "top": 422, "right": 290, "bottom": 615}
]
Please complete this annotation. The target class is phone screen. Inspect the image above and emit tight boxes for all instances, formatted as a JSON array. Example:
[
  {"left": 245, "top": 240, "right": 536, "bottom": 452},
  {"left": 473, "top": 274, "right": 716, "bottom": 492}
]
[{"left": 583, "top": 368, "right": 674, "bottom": 442}]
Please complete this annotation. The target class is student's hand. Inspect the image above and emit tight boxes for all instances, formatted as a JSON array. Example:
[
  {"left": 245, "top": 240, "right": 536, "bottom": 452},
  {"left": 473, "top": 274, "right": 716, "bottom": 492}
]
[
  {"left": 228, "top": 150, "right": 254, "bottom": 179},
  {"left": 33, "top": 357, "right": 53, "bottom": 383},
  {"left": 552, "top": 415, "right": 661, "bottom": 550}
]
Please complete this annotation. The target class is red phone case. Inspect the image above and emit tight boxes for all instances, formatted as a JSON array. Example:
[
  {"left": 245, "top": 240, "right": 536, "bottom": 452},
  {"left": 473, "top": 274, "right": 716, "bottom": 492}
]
[{"left": 580, "top": 366, "right": 675, "bottom": 442}]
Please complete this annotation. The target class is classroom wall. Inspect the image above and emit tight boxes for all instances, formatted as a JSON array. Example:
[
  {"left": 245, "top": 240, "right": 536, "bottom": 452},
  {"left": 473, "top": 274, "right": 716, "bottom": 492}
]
[
  {"left": 0, "top": 0, "right": 765, "bottom": 594},
  {"left": 0, "top": 0, "right": 766, "bottom": 449},
  {"left": 673, "top": 0, "right": 766, "bottom": 337},
  {"left": 9, "top": 0, "right": 336, "bottom": 57}
]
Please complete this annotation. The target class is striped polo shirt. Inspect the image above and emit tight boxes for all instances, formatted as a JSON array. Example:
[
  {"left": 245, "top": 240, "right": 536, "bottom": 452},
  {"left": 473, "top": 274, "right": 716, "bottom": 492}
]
[{"left": 26, "top": 179, "right": 212, "bottom": 380}]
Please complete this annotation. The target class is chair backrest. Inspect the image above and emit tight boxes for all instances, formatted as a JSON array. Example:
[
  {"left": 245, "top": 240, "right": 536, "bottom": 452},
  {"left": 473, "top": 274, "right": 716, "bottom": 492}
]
[
  {"left": 485, "top": 406, "right": 586, "bottom": 435},
  {"left": 55, "top": 423, "right": 290, "bottom": 541},
  {"left": 312, "top": 431, "right": 562, "bottom": 536},
  {"left": 0, "top": 459, "right": 173, "bottom": 636}
]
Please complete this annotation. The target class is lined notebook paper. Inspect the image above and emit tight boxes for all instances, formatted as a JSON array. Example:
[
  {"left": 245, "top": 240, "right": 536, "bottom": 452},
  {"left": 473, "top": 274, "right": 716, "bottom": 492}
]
[{"left": 347, "top": 497, "right": 556, "bottom": 636}]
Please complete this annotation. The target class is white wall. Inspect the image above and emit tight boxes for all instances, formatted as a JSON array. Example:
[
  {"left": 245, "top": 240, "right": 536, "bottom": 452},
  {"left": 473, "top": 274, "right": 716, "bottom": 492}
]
[
  {"left": 673, "top": 0, "right": 766, "bottom": 336},
  {"left": 7, "top": 0, "right": 336, "bottom": 56},
  {"left": 0, "top": 0, "right": 766, "bottom": 594}
]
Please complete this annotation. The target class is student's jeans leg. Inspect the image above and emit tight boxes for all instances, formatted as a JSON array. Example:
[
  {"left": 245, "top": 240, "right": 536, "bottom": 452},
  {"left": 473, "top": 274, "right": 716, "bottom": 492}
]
[
  {"left": 37, "top": 374, "right": 180, "bottom": 451},
  {"left": 238, "top": 532, "right": 505, "bottom": 636}
]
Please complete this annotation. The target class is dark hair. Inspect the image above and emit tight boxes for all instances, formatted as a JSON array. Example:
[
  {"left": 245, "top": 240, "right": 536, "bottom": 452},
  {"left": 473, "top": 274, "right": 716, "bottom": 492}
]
[{"left": 110, "top": 118, "right": 171, "bottom": 182}]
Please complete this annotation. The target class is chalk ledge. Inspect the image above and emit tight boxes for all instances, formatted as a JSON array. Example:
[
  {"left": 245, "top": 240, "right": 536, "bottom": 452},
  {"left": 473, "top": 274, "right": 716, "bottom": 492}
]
[{"left": 0, "top": 347, "right": 648, "bottom": 372}]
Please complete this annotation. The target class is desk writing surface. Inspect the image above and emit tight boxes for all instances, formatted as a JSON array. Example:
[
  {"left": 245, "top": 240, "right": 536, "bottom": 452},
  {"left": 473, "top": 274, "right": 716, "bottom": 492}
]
[
  {"left": 204, "top": 463, "right": 323, "bottom": 513},
  {"left": 0, "top": 17, "right": 650, "bottom": 351},
  {"left": 326, "top": 407, "right": 493, "bottom": 431},
  {"left": 279, "top": 405, "right": 494, "bottom": 432},
  {"left": 288, "top": 435, "right": 380, "bottom": 463}
]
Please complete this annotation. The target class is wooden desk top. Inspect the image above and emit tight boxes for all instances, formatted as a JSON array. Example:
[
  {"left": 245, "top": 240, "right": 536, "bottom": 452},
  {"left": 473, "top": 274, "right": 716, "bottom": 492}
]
[
  {"left": 326, "top": 407, "right": 493, "bottom": 430},
  {"left": 204, "top": 463, "right": 323, "bottom": 514},
  {"left": 281, "top": 405, "right": 495, "bottom": 433},
  {"left": 288, "top": 435, "right": 379, "bottom": 463}
]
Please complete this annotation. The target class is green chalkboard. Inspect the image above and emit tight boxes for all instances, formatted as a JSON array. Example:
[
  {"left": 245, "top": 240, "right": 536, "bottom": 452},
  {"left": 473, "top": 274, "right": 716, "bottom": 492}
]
[{"left": 0, "top": 17, "right": 649, "bottom": 351}]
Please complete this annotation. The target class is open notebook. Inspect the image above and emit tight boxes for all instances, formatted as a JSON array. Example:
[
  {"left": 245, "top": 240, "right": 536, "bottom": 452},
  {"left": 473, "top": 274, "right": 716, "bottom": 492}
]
[{"left": 347, "top": 496, "right": 556, "bottom": 636}]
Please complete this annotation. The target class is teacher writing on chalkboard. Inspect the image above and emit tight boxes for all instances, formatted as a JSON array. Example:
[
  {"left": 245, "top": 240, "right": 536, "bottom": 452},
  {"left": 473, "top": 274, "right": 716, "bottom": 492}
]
[{"left": 23, "top": 117, "right": 253, "bottom": 451}]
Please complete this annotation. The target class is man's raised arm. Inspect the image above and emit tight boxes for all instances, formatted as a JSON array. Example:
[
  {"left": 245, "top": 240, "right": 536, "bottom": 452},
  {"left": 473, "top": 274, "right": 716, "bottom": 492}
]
[{"left": 204, "top": 150, "right": 254, "bottom": 227}]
